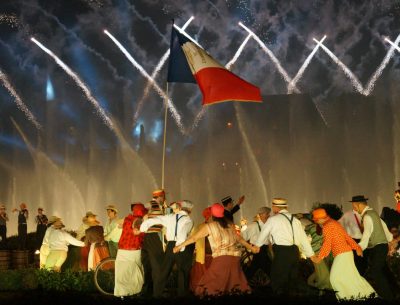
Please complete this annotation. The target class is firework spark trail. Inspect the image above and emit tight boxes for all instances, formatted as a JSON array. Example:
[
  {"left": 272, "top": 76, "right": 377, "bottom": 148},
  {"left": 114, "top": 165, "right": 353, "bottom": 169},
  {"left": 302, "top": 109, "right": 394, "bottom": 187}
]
[
  {"left": 123, "top": 0, "right": 169, "bottom": 44},
  {"left": 0, "top": 14, "right": 19, "bottom": 28},
  {"left": 238, "top": 22, "right": 300, "bottom": 93},
  {"left": 314, "top": 39, "right": 365, "bottom": 94},
  {"left": 133, "top": 17, "right": 194, "bottom": 125},
  {"left": 287, "top": 36, "right": 327, "bottom": 94},
  {"left": 225, "top": 34, "right": 252, "bottom": 70},
  {"left": 30, "top": 4, "right": 127, "bottom": 82},
  {"left": 366, "top": 34, "right": 400, "bottom": 95},
  {"left": 0, "top": 69, "right": 42, "bottom": 130},
  {"left": 173, "top": 24, "right": 203, "bottom": 48},
  {"left": 103, "top": 30, "right": 184, "bottom": 133},
  {"left": 31, "top": 37, "right": 114, "bottom": 130}
]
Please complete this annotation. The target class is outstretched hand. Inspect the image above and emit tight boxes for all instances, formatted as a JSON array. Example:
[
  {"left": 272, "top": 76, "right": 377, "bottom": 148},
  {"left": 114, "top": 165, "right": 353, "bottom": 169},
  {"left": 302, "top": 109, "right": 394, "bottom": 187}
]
[
  {"left": 356, "top": 247, "right": 363, "bottom": 257},
  {"left": 238, "top": 195, "right": 245, "bottom": 205},
  {"left": 173, "top": 245, "right": 181, "bottom": 254},
  {"left": 310, "top": 255, "right": 321, "bottom": 264},
  {"left": 251, "top": 245, "right": 260, "bottom": 254}
]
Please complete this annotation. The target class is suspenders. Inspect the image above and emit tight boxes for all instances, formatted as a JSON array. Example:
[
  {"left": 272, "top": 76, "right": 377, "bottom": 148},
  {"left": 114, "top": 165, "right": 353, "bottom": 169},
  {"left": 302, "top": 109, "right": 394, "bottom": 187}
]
[
  {"left": 174, "top": 214, "right": 186, "bottom": 241},
  {"left": 280, "top": 213, "right": 295, "bottom": 245}
]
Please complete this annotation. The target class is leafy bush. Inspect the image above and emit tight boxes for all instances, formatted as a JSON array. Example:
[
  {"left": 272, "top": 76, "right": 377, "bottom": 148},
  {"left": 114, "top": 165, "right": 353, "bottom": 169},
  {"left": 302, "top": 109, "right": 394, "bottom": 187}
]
[
  {"left": 0, "top": 269, "right": 38, "bottom": 291},
  {"left": 35, "top": 269, "right": 96, "bottom": 292}
]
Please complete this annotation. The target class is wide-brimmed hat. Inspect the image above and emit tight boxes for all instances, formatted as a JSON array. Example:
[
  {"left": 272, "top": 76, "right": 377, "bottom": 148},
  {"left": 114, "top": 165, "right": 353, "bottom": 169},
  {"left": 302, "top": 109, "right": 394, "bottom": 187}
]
[
  {"left": 105, "top": 204, "right": 118, "bottom": 213},
  {"left": 272, "top": 198, "right": 288, "bottom": 207},
  {"left": 48, "top": 215, "right": 62, "bottom": 224},
  {"left": 349, "top": 195, "right": 368, "bottom": 203},
  {"left": 85, "top": 211, "right": 97, "bottom": 218},
  {"left": 0, "top": 204, "right": 6, "bottom": 210},
  {"left": 312, "top": 208, "right": 328, "bottom": 221},
  {"left": 211, "top": 203, "right": 225, "bottom": 218}
]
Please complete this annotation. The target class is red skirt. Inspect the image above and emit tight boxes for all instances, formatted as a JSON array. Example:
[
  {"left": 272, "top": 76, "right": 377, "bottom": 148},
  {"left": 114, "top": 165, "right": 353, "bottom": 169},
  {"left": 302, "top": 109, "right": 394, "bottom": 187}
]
[
  {"left": 190, "top": 254, "right": 213, "bottom": 292},
  {"left": 194, "top": 255, "right": 251, "bottom": 297}
]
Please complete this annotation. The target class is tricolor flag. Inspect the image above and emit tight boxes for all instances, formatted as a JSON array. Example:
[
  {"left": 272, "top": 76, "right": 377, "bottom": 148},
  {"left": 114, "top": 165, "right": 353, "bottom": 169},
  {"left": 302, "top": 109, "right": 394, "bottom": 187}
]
[{"left": 167, "top": 26, "right": 262, "bottom": 105}]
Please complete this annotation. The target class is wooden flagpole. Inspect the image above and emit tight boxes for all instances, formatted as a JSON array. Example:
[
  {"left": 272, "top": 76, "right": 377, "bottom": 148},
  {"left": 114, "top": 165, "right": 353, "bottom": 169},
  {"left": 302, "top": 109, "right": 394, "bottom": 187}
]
[{"left": 161, "top": 82, "right": 169, "bottom": 189}]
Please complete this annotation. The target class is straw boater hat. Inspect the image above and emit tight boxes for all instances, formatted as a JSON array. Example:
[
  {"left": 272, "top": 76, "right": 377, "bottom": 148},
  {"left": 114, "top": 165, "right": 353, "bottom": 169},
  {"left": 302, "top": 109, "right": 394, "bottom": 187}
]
[
  {"left": 272, "top": 198, "right": 288, "bottom": 207},
  {"left": 221, "top": 196, "right": 233, "bottom": 206},
  {"left": 105, "top": 204, "right": 118, "bottom": 213},
  {"left": 258, "top": 206, "right": 271, "bottom": 215},
  {"left": 0, "top": 204, "right": 5, "bottom": 210},
  {"left": 48, "top": 215, "right": 62, "bottom": 224}
]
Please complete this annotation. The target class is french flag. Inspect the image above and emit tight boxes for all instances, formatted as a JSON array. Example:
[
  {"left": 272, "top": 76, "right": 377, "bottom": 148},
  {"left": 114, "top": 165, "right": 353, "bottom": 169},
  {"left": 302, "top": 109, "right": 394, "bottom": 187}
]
[{"left": 167, "top": 26, "right": 262, "bottom": 106}]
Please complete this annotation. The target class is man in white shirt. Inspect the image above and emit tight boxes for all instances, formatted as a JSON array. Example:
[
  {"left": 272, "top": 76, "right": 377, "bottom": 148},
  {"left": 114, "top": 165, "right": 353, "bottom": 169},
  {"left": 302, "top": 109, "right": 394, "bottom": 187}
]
[
  {"left": 45, "top": 217, "right": 85, "bottom": 272},
  {"left": 351, "top": 195, "right": 394, "bottom": 301},
  {"left": 255, "top": 198, "right": 315, "bottom": 295},
  {"left": 140, "top": 200, "right": 194, "bottom": 298},
  {"left": 339, "top": 204, "right": 367, "bottom": 274},
  {"left": 104, "top": 204, "right": 122, "bottom": 258},
  {"left": 241, "top": 206, "right": 272, "bottom": 284}
]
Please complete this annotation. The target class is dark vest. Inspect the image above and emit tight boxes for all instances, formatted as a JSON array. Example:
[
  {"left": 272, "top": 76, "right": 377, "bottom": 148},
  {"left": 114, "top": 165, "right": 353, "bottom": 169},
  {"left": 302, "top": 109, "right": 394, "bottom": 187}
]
[{"left": 362, "top": 209, "right": 387, "bottom": 248}]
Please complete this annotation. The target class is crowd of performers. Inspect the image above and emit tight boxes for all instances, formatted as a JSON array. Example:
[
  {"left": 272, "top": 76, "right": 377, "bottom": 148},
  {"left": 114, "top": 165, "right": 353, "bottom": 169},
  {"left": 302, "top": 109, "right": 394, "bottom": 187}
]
[{"left": 1, "top": 189, "right": 400, "bottom": 300}]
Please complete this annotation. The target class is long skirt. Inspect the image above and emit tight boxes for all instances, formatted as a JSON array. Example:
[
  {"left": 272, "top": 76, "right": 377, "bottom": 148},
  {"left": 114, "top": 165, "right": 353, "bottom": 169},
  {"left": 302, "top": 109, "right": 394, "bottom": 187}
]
[
  {"left": 114, "top": 249, "right": 144, "bottom": 297},
  {"left": 194, "top": 255, "right": 250, "bottom": 297},
  {"left": 190, "top": 254, "right": 213, "bottom": 292},
  {"left": 88, "top": 243, "right": 110, "bottom": 270},
  {"left": 308, "top": 259, "right": 332, "bottom": 290},
  {"left": 330, "top": 251, "right": 376, "bottom": 300}
]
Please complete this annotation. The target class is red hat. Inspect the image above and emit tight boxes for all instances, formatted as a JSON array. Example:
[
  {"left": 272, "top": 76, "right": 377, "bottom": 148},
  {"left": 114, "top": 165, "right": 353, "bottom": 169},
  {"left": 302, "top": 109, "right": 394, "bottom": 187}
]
[
  {"left": 132, "top": 203, "right": 147, "bottom": 217},
  {"left": 211, "top": 203, "right": 224, "bottom": 218},
  {"left": 202, "top": 207, "right": 212, "bottom": 221},
  {"left": 152, "top": 189, "right": 165, "bottom": 198}
]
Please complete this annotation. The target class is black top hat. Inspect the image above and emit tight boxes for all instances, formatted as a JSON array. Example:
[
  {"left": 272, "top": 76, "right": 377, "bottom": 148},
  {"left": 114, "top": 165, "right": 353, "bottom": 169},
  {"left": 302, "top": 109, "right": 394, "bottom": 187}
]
[
  {"left": 349, "top": 195, "right": 368, "bottom": 203},
  {"left": 221, "top": 196, "right": 233, "bottom": 206}
]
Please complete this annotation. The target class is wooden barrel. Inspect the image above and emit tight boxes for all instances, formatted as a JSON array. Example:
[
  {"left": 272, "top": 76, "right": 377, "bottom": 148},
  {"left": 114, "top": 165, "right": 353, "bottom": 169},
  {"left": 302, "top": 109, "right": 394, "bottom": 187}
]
[
  {"left": 12, "top": 250, "right": 29, "bottom": 269},
  {"left": 0, "top": 250, "right": 11, "bottom": 270}
]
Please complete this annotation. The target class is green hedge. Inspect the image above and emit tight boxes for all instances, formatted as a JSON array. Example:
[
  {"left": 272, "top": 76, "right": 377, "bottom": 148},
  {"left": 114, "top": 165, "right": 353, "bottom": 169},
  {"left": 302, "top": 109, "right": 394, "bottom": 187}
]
[{"left": 0, "top": 269, "right": 96, "bottom": 292}]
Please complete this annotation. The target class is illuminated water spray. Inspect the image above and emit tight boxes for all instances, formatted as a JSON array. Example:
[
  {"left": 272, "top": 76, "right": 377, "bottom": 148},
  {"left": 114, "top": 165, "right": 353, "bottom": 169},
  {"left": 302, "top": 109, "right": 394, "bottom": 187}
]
[
  {"left": 0, "top": 69, "right": 42, "bottom": 130},
  {"left": 31, "top": 37, "right": 114, "bottom": 130},
  {"left": 103, "top": 29, "right": 185, "bottom": 133},
  {"left": 133, "top": 17, "right": 194, "bottom": 125}
]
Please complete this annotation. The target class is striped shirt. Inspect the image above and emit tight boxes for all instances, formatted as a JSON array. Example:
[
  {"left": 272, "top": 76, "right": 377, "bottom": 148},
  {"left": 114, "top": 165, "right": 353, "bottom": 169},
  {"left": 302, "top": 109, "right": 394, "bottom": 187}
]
[
  {"left": 207, "top": 222, "right": 241, "bottom": 258},
  {"left": 146, "top": 200, "right": 164, "bottom": 233}
]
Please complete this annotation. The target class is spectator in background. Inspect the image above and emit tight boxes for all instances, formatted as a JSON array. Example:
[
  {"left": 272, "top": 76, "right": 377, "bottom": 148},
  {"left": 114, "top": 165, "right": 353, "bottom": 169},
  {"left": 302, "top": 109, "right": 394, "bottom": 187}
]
[
  {"left": 35, "top": 207, "right": 48, "bottom": 250},
  {"left": 12, "top": 203, "right": 29, "bottom": 250},
  {"left": 0, "top": 204, "right": 9, "bottom": 247},
  {"left": 104, "top": 204, "right": 122, "bottom": 258}
]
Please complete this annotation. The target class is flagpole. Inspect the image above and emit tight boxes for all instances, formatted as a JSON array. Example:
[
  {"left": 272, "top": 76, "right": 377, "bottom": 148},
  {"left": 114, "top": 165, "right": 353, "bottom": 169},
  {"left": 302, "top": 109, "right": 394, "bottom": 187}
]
[{"left": 161, "top": 82, "right": 169, "bottom": 189}]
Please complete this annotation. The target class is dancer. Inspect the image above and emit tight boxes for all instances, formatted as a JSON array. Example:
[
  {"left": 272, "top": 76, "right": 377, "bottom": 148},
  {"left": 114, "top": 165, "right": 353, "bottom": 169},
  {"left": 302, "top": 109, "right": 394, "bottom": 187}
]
[
  {"left": 174, "top": 203, "right": 256, "bottom": 296},
  {"left": 254, "top": 198, "right": 314, "bottom": 295},
  {"left": 35, "top": 208, "right": 48, "bottom": 250},
  {"left": 104, "top": 204, "right": 122, "bottom": 258},
  {"left": 114, "top": 203, "right": 147, "bottom": 297},
  {"left": 221, "top": 195, "right": 245, "bottom": 223},
  {"left": 311, "top": 208, "right": 375, "bottom": 300},
  {"left": 351, "top": 195, "right": 394, "bottom": 300},
  {"left": 12, "top": 203, "right": 29, "bottom": 250},
  {"left": 141, "top": 200, "right": 194, "bottom": 297}
]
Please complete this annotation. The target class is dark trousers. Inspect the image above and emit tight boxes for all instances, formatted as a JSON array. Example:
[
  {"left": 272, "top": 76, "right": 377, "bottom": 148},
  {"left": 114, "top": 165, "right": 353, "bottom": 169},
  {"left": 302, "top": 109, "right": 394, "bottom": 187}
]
[
  {"left": 271, "top": 245, "right": 310, "bottom": 295},
  {"left": 18, "top": 224, "right": 27, "bottom": 250},
  {"left": 353, "top": 239, "right": 368, "bottom": 275},
  {"left": 0, "top": 225, "right": 6, "bottom": 246},
  {"left": 36, "top": 224, "right": 47, "bottom": 250},
  {"left": 141, "top": 233, "right": 164, "bottom": 297},
  {"left": 367, "top": 244, "right": 394, "bottom": 301},
  {"left": 154, "top": 241, "right": 194, "bottom": 298},
  {"left": 246, "top": 245, "right": 271, "bottom": 280}
]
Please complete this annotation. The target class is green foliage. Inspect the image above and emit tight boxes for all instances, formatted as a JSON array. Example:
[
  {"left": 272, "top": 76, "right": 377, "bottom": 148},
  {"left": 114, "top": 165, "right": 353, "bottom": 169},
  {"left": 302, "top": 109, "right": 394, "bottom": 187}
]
[
  {"left": 35, "top": 269, "right": 96, "bottom": 292},
  {"left": 0, "top": 269, "right": 38, "bottom": 291}
]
